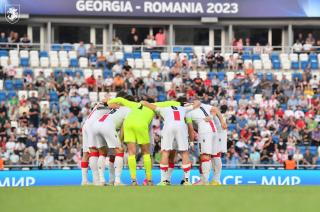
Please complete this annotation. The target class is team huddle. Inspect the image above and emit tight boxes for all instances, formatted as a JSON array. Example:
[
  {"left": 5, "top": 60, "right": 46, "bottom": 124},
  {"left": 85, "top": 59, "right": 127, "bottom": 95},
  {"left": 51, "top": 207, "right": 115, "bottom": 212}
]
[{"left": 80, "top": 92, "right": 228, "bottom": 186}]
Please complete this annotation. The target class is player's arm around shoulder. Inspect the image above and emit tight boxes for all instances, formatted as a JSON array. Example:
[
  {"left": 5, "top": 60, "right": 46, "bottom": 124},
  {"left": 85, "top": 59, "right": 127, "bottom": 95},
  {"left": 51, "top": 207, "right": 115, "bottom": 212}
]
[
  {"left": 140, "top": 101, "right": 157, "bottom": 111},
  {"left": 107, "top": 97, "right": 139, "bottom": 109},
  {"left": 154, "top": 100, "right": 180, "bottom": 108}
]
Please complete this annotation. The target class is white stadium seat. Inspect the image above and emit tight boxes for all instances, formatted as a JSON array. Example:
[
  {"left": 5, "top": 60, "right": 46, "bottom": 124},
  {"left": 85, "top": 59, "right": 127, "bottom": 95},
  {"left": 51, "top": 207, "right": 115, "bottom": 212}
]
[
  {"left": 79, "top": 57, "right": 88, "bottom": 68},
  {"left": 89, "top": 92, "right": 98, "bottom": 102},
  {"left": 40, "top": 57, "right": 49, "bottom": 68}
]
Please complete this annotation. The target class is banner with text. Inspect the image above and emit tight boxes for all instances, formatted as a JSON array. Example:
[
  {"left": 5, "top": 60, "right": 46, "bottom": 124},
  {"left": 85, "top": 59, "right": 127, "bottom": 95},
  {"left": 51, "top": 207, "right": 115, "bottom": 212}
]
[
  {"left": 1, "top": 169, "right": 320, "bottom": 187},
  {"left": 0, "top": 0, "right": 320, "bottom": 18}
]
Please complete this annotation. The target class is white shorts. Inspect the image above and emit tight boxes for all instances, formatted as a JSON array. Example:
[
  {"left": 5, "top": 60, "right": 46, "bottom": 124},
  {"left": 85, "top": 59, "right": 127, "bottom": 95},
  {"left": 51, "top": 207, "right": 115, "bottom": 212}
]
[
  {"left": 91, "top": 121, "right": 121, "bottom": 149},
  {"left": 82, "top": 126, "right": 89, "bottom": 153},
  {"left": 215, "top": 130, "right": 228, "bottom": 153},
  {"left": 161, "top": 124, "right": 188, "bottom": 151},
  {"left": 198, "top": 132, "right": 216, "bottom": 155}
]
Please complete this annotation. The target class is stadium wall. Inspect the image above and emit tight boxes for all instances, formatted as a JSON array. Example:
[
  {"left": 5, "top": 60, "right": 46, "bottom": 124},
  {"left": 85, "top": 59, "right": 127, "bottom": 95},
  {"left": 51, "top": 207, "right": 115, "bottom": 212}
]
[{"left": 1, "top": 169, "right": 320, "bottom": 187}]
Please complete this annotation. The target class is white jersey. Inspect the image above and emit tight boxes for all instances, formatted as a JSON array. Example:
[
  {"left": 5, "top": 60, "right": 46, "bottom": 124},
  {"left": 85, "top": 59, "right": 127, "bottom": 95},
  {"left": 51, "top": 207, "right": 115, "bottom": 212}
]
[
  {"left": 95, "top": 106, "right": 131, "bottom": 130},
  {"left": 156, "top": 105, "right": 193, "bottom": 151},
  {"left": 83, "top": 105, "right": 109, "bottom": 129},
  {"left": 156, "top": 105, "right": 193, "bottom": 126},
  {"left": 186, "top": 104, "right": 217, "bottom": 134}
]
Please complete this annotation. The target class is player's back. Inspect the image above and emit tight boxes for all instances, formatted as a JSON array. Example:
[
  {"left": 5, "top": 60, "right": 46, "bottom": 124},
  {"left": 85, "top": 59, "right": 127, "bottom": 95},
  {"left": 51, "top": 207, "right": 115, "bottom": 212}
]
[
  {"left": 102, "top": 106, "right": 131, "bottom": 130},
  {"left": 187, "top": 104, "right": 217, "bottom": 134},
  {"left": 158, "top": 106, "right": 188, "bottom": 126},
  {"left": 83, "top": 105, "right": 109, "bottom": 128}
]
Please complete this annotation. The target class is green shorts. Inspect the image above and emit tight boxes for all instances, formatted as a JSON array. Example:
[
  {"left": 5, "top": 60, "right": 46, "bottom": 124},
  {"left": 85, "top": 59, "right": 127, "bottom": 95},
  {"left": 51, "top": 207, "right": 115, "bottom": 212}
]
[{"left": 123, "top": 121, "right": 150, "bottom": 145}]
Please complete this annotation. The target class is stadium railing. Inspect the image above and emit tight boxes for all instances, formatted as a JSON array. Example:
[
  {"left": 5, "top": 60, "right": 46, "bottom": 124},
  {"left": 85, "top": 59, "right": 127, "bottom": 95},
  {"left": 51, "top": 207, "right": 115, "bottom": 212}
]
[{"left": 2, "top": 43, "right": 318, "bottom": 54}]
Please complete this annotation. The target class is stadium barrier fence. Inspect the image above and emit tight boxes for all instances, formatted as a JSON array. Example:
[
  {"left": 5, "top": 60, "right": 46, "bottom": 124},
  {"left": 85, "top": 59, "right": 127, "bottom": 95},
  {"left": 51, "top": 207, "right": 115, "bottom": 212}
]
[{"left": 1, "top": 169, "right": 320, "bottom": 187}]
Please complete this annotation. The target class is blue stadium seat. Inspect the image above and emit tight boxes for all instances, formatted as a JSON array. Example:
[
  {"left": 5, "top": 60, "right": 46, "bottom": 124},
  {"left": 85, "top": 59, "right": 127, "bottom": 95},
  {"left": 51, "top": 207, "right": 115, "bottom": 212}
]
[
  {"left": 20, "top": 58, "right": 29, "bottom": 67},
  {"left": 252, "top": 54, "right": 260, "bottom": 60},
  {"left": 271, "top": 53, "right": 279, "bottom": 61},
  {"left": 257, "top": 73, "right": 263, "bottom": 80},
  {"left": 183, "top": 47, "right": 193, "bottom": 54},
  {"left": 207, "top": 72, "right": 216, "bottom": 80},
  {"left": 51, "top": 44, "right": 61, "bottom": 51},
  {"left": 124, "top": 53, "right": 133, "bottom": 60},
  {"left": 301, "top": 61, "right": 309, "bottom": 70},
  {"left": 133, "top": 52, "right": 141, "bottom": 59},
  {"left": 7, "top": 91, "right": 17, "bottom": 99},
  {"left": 49, "top": 91, "right": 59, "bottom": 102},
  {"left": 0, "top": 91, "right": 6, "bottom": 101},
  {"left": 75, "top": 69, "right": 84, "bottom": 77},
  {"left": 4, "top": 80, "right": 14, "bottom": 90},
  {"left": 63, "top": 44, "right": 73, "bottom": 51},
  {"left": 157, "top": 93, "right": 167, "bottom": 102},
  {"left": 103, "top": 69, "right": 113, "bottom": 79},
  {"left": 281, "top": 104, "right": 287, "bottom": 110},
  {"left": 14, "top": 79, "right": 23, "bottom": 90},
  {"left": 54, "top": 69, "right": 62, "bottom": 78},
  {"left": 173, "top": 47, "right": 182, "bottom": 53},
  {"left": 292, "top": 73, "right": 302, "bottom": 81},
  {"left": 309, "top": 54, "right": 317, "bottom": 61},
  {"left": 235, "top": 94, "right": 242, "bottom": 102},
  {"left": 242, "top": 54, "right": 251, "bottom": 60},
  {"left": 311, "top": 62, "right": 318, "bottom": 70},
  {"left": 70, "top": 59, "right": 78, "bottom": 68},
  {"left": 217, "top": 72, "right": 225, "bottom": 81},
  {"left": 272, "top": 61, "right": 281, "bottom": 70},
  {"left": 151, "top": 52, "right": 160, "bottom": 60},
  {"left": 266, "top": 73, "right": 273, "bottom": 81},
  {"left": 0, "top": 50, "right": 8, "bottom": 57},
  {"left": 291, "top": 61, "right": 299, "bottom": 70},
  {"left": 23, "top": 69, "right": 33, "bottom": 76},
  {"left": 228, "top": 124, "right": 236, "bottom": 132},
  {"left": 166, "top": 60, "right": 175, "bottom": 68},
  {"left": 39, "top": 51, "right": 48, "bottom": 57},
  {"left": 119, "top": 59, "right": 125, "bottom": 66},
  {"left": 65, "top": 69, "right": 74, "bottom": 77}
]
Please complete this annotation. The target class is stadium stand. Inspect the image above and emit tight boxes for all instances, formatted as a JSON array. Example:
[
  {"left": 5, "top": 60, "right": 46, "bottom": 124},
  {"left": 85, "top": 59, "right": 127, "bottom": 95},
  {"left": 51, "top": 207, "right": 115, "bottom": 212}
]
[{"left": 0, "top": 41, "right": 319, "bottom": 170}]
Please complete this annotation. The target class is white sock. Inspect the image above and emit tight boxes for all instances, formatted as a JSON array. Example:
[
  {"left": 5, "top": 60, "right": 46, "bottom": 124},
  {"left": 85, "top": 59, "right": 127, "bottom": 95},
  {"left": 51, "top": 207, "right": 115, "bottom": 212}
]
[
  {"left": 213, "top": 157, "right": 222, "bottom": 183},
  {"left": 160, "top": 164, "right": 169, "bottom": 182},
  {"left": 201, "top": 160, "right": 211, "bottom": 183},
  {"left": 98, "top": 155, "right": 106, "bottom": 183},
  {"left": 89, "top": 155, "right": 99, "bottom": 184},
  {"left": 168, "top": 163, "right": 174, "bottom": 182},
  {"left": 182, "top": 163, "right": 191, "bottom": 181},
  {"left": 114, "top": 154, "right": 124, "bottom": 183},
  {"left": 109, "top": 157, "right": 115, "bottom": 184},
  {"left": 81, "top": 161, "right": 89, "bottom": 183}
]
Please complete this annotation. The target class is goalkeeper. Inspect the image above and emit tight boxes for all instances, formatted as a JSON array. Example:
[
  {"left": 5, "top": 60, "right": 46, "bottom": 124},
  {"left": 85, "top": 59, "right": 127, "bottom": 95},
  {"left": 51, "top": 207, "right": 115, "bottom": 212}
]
[{"left": 107, "top": 96, "right": 180, "bottom": 185}]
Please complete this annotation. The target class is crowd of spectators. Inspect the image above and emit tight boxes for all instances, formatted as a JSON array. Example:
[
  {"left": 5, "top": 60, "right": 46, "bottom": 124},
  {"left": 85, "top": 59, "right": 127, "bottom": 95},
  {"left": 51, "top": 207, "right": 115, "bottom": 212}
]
[
  {"left": 0, "top": 36, "right": 320, "bottom": 169},
  {"left": 0, "top": 31, "right": 30, "bottom": 49},
  {"left": 292, "top": 33, "right": 320, "bottom": 53}
]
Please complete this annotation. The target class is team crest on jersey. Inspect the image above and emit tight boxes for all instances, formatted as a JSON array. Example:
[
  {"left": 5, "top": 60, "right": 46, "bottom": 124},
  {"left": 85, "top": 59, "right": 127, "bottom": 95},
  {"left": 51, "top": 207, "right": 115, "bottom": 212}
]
[{"left": 5, "top": 4, "right": 20, "bottom": 24}]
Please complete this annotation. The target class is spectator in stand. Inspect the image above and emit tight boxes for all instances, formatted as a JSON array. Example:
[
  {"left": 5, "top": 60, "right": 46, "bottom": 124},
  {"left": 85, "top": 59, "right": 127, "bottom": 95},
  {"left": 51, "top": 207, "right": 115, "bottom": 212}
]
[
  {"left": 144, "top": 34, "right": 156, "bottom": 51},
  {"left": 206, "top": 51, "right": 215, "bottom": 72},
  {"left": 85, "top": 74, "right": 96, "bottom": 91},
  {"left": 0, "top": 32, "right": 8, "bottom": 43},
  {"left": 106, "top": 52, "right": 116, "bottom": 69},
  {"left": 112, "top": 37, "right": 122, "bottom": 51},
  {"left": 87, "top": 43, "right": 97, "bottom": 58},
  {"left": 253, "top": 42, "right": 262, "bottom": 54},
  {"left": 264, "top": 43, "right": 273, "bottom": 54},
  {"left": 155, "top": 29, "right": 166, "bottom": 46},
  {"left": 77, "top": 41, "right": 87, "bottom": 58},
  {"left": 293, "top": 40, "right": 303, "bottom": 53},
  {"left": 215, "top": 52, "right": 224, "bottom": 71},
  {"left": 128, "top": 27, "right": 139, "bottom": 45},
  {"left": 302, "top": 148, "right": 318, "bottom": 166},
  {"left": 112, "top": 74, "right": 125, "bottom": 91}
]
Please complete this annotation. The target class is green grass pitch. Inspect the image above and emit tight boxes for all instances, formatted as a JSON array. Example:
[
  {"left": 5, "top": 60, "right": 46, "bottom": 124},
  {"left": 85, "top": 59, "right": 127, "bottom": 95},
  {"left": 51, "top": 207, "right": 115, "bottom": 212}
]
[{"left": 1, "top": 186, "right": 319, "bottom": 212}]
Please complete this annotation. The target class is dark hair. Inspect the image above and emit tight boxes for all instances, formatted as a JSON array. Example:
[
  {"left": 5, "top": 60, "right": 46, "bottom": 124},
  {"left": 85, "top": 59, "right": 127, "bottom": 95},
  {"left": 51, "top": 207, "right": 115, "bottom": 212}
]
[
  {"left": 116, "top": 91, "right": 128, "bottom": 98},
  {"left": 124, "top": 95, "right": 135, "bottom": 101},
  {"left": 177, "top": 96, "right": 187, "bottom": 106},
  {"left": 288, "top": 155, "right": 293, "bottom": 160}
]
